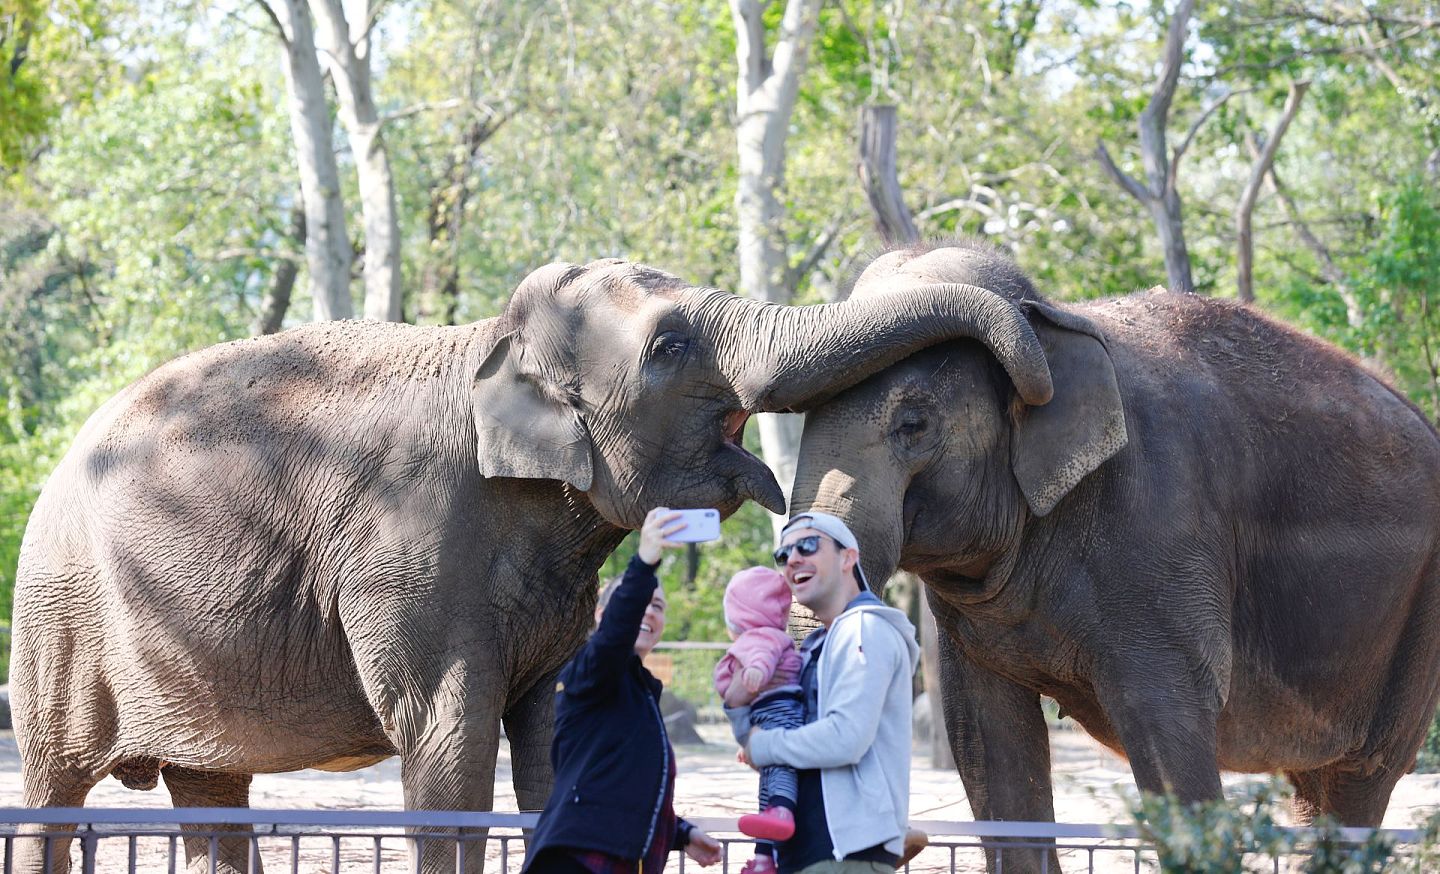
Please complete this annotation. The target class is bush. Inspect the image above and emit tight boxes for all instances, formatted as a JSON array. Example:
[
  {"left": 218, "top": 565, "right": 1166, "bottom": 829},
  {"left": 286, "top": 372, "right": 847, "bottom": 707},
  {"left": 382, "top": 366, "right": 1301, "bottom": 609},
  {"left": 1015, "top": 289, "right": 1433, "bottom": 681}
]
[
  {"left": 1130, "top": 779, "right": 1440, "bottom": 873},
  {"left": 1415, "top": 705, "right": 1440, "bottom": 773}
]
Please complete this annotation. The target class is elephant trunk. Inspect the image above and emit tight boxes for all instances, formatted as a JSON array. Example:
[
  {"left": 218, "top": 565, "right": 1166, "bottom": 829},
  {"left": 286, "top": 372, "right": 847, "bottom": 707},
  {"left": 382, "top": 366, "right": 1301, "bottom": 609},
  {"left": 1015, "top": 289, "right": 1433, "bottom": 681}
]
[
  {"left": 693, "top": 283, "right": 1053, "bottom": 413},
  {"left": 787, "top": 425, "right": 907, "bottom": 589}
]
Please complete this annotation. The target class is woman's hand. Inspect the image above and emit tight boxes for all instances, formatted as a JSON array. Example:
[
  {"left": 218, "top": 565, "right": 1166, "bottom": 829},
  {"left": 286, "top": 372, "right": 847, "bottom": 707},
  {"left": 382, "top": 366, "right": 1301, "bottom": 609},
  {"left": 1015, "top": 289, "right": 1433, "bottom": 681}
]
[
  {"left": 637, "top": 508, "right": 687, "bottom": 565},
  {"left": 684, "top": 829, "right": 722, "bottom": 866}
]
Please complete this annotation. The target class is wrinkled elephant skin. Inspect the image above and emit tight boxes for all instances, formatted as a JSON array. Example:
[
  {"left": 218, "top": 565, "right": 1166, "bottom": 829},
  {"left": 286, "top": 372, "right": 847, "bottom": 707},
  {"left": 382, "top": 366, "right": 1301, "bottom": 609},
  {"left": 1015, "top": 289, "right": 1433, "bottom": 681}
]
[
  {"left": 12, "top": 257, "right": 1050, "bottom": 874},
  {"left": 791, "top": 241, "right": 1440, "bottom": 874}
]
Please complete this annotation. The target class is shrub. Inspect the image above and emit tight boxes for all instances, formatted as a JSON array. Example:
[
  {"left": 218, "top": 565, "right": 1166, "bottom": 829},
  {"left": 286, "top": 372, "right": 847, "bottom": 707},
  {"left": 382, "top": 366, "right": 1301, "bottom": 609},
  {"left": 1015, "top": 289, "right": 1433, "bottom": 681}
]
[{"left": 1130, "top": 780, "right": 1440, "bottom": 873}]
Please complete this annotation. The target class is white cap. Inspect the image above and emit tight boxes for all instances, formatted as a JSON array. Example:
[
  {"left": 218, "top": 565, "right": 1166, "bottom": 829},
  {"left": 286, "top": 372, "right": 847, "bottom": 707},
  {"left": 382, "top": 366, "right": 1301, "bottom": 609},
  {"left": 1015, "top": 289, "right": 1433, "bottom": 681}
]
[{"left": 781, "top": 511, "right": 869, "bottom": 591}]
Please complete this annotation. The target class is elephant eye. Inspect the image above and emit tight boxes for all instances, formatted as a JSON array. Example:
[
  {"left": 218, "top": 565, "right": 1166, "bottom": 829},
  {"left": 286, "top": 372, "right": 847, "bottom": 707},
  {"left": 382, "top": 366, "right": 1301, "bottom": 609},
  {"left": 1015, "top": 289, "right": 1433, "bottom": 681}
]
[
  {"left": 650, "top": 332, "right": 690, "bottom": 360},
  {"left": 891, "top": 411, "right": 931, "bottom": 451}
]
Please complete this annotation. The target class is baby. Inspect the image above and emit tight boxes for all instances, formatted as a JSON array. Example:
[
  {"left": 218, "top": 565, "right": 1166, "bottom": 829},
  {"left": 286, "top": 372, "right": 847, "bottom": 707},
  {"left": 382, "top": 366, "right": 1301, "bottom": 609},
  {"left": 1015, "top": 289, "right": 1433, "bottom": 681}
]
[{"left": 713, "top": 566, "right": 804, "bottom": 873}]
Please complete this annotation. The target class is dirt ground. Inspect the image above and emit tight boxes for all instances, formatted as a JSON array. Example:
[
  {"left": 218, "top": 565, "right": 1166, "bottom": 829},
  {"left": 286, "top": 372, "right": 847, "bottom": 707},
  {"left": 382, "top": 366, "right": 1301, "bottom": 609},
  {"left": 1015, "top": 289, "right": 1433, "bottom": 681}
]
[{"left": 0, "top": 725, "right": 1435, "bottom": 873}]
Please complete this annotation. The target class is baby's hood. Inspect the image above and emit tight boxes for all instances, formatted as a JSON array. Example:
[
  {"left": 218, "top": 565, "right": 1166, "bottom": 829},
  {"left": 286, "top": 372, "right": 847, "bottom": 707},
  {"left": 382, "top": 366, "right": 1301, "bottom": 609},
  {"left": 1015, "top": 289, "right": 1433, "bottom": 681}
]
[{"left": 724, "top": 566, "right": 792, "bottom": 632}]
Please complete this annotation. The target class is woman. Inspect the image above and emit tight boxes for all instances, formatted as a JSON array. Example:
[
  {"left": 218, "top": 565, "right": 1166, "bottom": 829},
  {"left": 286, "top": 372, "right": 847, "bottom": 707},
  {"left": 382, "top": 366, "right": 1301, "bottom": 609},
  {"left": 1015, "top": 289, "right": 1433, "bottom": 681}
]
[{"left": 523, "top": 508, "right": 723, "bottom": 873}]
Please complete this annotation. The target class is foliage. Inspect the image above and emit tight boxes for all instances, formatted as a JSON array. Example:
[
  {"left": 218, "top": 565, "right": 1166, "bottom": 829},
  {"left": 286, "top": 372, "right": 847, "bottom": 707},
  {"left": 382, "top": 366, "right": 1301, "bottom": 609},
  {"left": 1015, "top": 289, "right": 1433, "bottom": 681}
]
[
  {"left": 0, "top": 0, "right": 108, "bottom": 173},
  {"left": 1417, "top": 704, "right": 1440, "bottom": 773},
  {"left": 3, "top": 0, "right": 1440, "bottom": 705},
  {"left": 1131, "top": 781, "right": 1440, "bottom": 873},
  {"left": 1353, "top": 180, "right": 1440, "bottom": 423}
]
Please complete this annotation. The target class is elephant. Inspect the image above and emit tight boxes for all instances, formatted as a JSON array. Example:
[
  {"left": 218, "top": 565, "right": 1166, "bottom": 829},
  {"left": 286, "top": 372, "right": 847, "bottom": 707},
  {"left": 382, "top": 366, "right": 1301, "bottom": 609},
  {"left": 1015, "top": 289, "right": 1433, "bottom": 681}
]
[
  {"left": 788, "top": 240, "right": 1440, "bottom": 873},
  {"left": 9, "top": 257, "right": 1056, "bottom": 874}
]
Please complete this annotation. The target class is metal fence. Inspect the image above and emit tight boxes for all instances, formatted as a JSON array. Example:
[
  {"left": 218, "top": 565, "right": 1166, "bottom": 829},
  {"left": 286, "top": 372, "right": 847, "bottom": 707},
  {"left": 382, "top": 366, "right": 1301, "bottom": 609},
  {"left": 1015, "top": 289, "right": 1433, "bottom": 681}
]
[{"left": 0, "top": 809, "right": 1427, "bottom": 874}]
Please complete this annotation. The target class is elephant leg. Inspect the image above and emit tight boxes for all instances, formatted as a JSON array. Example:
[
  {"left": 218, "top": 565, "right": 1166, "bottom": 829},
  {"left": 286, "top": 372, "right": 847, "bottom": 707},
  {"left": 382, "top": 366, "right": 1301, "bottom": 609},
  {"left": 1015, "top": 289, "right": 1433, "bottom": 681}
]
[
  {"left": 502, "top": 669, "right": 560, "bottom": 812},
  {"left": 16, "top": 766, "right": 99, "bottom": 874},
  {"left": 935, "top": 622, "right": 1059, "bottom": 874},
  {"left": 1094, "top": 660, "right": 1223, "bottom": 804},
  {"left": 1287, "top": 761, "right": 1405, "bottom": 828},
  {"left": 396, "top": 690, "right": 503, "bottom": 874},
  {"left": 160, "top": 767, "right": 260, "bottom": 874}
]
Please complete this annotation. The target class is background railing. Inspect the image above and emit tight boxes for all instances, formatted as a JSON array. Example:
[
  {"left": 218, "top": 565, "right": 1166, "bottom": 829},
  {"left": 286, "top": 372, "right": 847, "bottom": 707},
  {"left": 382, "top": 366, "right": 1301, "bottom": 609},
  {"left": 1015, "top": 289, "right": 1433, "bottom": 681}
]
[{"left": 0, "top": 809, "right": 1428, "bottom": 874}]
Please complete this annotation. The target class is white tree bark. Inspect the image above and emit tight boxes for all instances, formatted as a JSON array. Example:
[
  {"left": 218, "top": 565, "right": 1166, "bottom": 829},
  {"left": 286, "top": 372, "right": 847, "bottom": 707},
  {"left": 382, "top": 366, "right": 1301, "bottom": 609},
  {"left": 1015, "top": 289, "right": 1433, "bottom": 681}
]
[
  {"left": 259, "top": 0, "right": 354, "bottom": 321},
  {"left": 730, "top": 0, "right": 824, "bottom": 533},
  {"left": 310, "top": 0, "right": 402, "bottom": 322},
  {"left": 1095, "top": 0, "right": 1197, "bottom": 293}
]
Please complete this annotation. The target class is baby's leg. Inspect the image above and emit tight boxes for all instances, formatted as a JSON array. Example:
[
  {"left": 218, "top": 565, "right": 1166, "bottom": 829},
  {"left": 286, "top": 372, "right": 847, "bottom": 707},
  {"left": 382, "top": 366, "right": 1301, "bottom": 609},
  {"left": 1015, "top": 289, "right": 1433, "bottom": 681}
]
[
  {"left": 750, "top": 691, "right": 804, "bottom": 808},
  {"left": 740, "top": 690, "right": 805, "bottom": 851}
]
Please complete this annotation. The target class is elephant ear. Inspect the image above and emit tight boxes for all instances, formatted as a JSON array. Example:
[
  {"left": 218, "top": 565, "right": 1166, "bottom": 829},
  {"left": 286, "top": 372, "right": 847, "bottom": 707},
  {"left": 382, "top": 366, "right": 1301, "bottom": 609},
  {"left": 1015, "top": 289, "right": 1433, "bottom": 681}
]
[
  {"left": 472, "top": 334, "right": 594, "bottom": 492},
  {"left": 1010, "top": 302, "right": 1127, "bottom": 517}
]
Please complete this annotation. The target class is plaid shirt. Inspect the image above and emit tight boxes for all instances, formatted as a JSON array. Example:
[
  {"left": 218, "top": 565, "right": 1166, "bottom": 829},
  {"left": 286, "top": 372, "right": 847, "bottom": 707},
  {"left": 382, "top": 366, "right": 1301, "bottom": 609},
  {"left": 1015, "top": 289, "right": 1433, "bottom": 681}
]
[{"left": 567, "top": 750, "right": 678, "bottom": 874}]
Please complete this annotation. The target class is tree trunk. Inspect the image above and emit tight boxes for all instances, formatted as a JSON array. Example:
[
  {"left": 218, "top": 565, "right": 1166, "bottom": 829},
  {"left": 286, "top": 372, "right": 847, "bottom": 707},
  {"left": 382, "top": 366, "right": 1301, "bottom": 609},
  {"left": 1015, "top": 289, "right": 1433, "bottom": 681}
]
[
  {"left": 310, "top": 0, "right": 402, "bottom": 322},
  {"left": 252, "top": 200, "right": 306, "bottom": 335},
  {"left": 260, "top": 0, "right": 353, "bottom": 322},
  {"left": 1235, "top": 82, "right": 1309, "bottom": 303},
  {"left": 730, "top": 0, "right": 824, "bottom": 536},
  {"left": 418, "top": 117, "right": 502, "bottom": 326},
  {"left": 857, "top": 105, "right": 919, "bottom": 246},
  {"left": 1095, "top": 0, "right": 1197, "bottom": 293}
]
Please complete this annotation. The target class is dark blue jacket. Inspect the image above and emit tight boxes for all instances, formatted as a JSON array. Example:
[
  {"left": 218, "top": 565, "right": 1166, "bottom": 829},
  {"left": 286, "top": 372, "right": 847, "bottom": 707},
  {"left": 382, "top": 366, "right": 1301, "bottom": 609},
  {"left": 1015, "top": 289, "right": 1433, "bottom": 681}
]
[{"left": 522, "top": 555, "right": 691, "bottom": 871}]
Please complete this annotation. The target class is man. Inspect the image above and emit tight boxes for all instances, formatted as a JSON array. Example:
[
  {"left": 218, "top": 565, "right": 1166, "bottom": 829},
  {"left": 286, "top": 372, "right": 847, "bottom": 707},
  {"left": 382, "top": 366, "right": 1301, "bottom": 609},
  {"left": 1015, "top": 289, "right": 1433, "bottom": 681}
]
[{"left": 733, "top": 512, "right": 920, "bottom": 874}]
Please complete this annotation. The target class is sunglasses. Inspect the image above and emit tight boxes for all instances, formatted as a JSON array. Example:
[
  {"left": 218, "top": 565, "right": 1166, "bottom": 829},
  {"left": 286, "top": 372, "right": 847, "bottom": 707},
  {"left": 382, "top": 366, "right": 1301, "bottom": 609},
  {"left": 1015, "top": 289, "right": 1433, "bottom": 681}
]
[{"left": 773, "top": 534, "right": 830, "bottom": 566}]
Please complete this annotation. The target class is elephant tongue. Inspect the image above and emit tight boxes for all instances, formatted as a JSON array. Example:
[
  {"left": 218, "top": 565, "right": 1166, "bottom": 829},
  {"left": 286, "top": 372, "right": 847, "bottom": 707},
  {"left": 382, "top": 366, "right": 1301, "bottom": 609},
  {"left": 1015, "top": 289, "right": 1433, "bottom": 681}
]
[{"left": 724, "top": 410, "right": 749, "bottom": 445}]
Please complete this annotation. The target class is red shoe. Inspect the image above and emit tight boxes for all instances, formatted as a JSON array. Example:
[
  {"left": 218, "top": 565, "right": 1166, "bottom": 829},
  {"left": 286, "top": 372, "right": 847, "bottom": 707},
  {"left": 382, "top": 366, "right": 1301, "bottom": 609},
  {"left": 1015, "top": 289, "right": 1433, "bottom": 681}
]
[
  {"left": 737, "top": 806, "right": 795, "bottom": 841},
  {"left": 738, "top": 856, "right": 776, "bottom": 874}
]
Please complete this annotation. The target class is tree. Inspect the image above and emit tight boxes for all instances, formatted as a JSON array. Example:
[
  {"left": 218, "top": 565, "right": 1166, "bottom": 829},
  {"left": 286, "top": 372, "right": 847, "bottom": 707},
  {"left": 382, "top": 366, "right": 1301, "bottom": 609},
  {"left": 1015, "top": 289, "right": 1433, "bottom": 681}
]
[
  {"left": 857, "top": 104, "right": 918, "bottom": 246},
  {"left": 0, "top": 0, "right": 106, "bottom": 172},
  {"left": 1234, "top": 80, "right": 1307, "bottom": 302},
  {"left": 1095, "top": 0, "right": 1199, "bottom": 293},
  {"left": 257, "top": 0, "right": 354, "bottom": 321},
  {"left": 730, "top": 0, "right": 825, "bottom": 529},
  {"left": 310, "top": 0, "right": 402, "bottom": 321}
]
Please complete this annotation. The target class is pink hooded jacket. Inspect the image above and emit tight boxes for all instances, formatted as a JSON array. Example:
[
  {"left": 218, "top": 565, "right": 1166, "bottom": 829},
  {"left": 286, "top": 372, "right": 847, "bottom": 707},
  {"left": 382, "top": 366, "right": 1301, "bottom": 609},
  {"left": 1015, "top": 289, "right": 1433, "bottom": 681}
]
[{"left": 713, "top": 567, "right": 802, "bottom": 698}]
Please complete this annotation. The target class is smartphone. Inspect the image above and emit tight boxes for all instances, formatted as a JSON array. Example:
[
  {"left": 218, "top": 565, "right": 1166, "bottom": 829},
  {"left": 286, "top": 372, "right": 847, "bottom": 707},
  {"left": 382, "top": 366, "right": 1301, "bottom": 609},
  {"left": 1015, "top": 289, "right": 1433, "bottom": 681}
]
[{"left": 668, "top": 508, "right": 721, "bottom": 543}]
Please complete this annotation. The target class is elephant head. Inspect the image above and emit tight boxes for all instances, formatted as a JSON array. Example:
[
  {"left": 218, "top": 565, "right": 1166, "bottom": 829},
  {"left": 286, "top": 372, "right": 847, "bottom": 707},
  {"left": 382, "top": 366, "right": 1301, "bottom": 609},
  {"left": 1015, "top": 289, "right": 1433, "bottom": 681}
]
[
  {"left": 789, "top": 241, "right": 1129, "bottom": 587},
  {"left": 472, "top": 257, "right": 1057, "bottom": 529}
]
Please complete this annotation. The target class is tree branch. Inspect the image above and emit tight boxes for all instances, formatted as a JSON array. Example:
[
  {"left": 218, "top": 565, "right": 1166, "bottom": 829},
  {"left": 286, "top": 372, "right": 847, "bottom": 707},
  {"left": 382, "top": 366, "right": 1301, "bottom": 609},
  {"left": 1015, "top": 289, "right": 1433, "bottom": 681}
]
[
  {"left": 1214, "top": 20, "right": 1439, "bottom": 76},
  {"left": 254, "top": 0, "right": 291, "bottom": 44},
  {"left": 787, "top": 219, "right": 842, "bottom": 290},
  {"left": 353, "top": 0, "right": 394, "bottom": 48},
  {"left": 1094, "top": 139, "right": 1152, "bottom": 204},
  {"left": 1137, "top": 0, "right": 1194, "bottom": 197},
  {"left": 1247, "top": 132, "right": 1357, "bottom": 327},
  {"left": 1145, "top": 0, "right": 1195, "bottom": 131},
  {"left": 1235, "top": 81, "right": 1309, "bottom": 302},
  {"left": 729, "top": 0, "right": 768, "bottom": 100},
  {"left": 379, "top": 97, "right": 466, "bottom": 125},
  {"left": 7, "top": 17, "right": 33, "bottom": 78},
  {"left": 1170, "top": 86, "right": 1257, "bottom": 190}
]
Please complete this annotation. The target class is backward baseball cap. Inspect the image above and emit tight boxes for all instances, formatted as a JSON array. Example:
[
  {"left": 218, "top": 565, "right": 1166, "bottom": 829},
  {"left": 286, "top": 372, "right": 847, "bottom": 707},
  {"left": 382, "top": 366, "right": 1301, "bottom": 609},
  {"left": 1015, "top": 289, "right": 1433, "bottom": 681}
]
[{"left": 781, "top": 511, "right": 869, "bottom": 591}]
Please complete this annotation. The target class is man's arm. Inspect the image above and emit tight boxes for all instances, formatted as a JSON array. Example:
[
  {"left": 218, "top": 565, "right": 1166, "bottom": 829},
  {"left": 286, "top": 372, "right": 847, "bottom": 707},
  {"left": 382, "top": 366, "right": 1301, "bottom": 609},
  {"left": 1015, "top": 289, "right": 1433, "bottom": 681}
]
[{"left": 749, "top": 613, "right": 904, "bottom": 769}]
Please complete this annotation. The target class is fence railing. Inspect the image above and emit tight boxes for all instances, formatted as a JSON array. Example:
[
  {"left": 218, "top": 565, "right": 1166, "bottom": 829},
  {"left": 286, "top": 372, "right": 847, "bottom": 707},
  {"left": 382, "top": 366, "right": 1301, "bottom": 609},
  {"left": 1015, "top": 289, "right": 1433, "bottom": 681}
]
[{"left": 0, "top": 809, "right": 1427, "bottom": 874}]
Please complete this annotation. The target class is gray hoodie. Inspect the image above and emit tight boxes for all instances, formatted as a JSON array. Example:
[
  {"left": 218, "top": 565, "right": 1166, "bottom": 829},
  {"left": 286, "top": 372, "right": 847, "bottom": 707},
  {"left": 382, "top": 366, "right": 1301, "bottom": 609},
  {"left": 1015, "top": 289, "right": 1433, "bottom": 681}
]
[{"left": 740, "top": 596, "right": 920, "bottom": 860}]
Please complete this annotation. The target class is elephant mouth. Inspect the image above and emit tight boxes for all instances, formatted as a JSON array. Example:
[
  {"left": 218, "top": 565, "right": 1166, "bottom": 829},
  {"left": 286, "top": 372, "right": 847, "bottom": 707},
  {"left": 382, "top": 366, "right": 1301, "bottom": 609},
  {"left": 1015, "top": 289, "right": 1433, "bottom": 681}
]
[
  {"left": 724, "top": 410, "right": 750, "bottom": 447},
  {"left": 717, "top": 409, "right": 786, "bottom": 514}
]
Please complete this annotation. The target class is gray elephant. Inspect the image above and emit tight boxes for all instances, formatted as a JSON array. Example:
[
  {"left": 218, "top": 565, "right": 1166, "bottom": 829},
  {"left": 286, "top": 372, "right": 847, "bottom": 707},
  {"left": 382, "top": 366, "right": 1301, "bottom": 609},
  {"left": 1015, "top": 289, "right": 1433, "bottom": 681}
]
[
  {"left": 10, "top": 258, "right": 1051, "bottom": 874},
  {"left": 789, "top": 241, "right": 1440, "bottom": 873}
]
